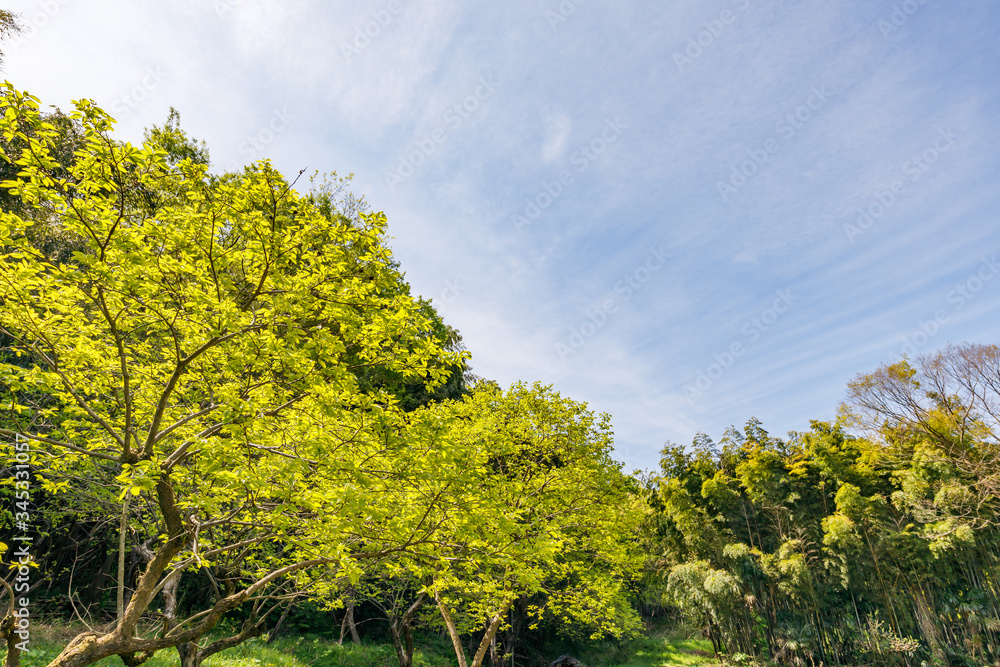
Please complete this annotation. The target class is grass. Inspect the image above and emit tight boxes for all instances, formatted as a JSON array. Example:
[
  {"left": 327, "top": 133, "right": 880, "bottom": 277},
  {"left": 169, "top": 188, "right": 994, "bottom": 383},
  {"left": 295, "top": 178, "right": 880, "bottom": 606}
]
[
  {"left": 622, "top": 635, "right": 717, "bottom": 667},
  {"left": 13, "top": 625, "right": 454, "bottom": 667},
  {"left": 12, "top": 624, "right": 717, "bottom": 667},
  {"left": 576, "top": 634, "right": 718, "bottom": 667}
]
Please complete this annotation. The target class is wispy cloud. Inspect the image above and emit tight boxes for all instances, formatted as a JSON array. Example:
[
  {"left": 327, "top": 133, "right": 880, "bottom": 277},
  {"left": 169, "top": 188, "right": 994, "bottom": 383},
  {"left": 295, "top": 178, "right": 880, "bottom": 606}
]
[
  {"left": 5, "top": 0, "right": 1000, "bottom": 468},
  {"left": 541, "top": 110, "right": 572, "bottom": 161}
]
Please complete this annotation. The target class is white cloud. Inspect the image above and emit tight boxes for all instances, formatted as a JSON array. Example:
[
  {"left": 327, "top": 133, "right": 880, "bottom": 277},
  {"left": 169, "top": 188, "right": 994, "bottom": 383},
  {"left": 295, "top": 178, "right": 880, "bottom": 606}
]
[
  {"left": 541, "top": 110, "right": 572, "bottom": 162},
  {"left": 4, "top": 0, "right": 1000, "bottom": 464}
]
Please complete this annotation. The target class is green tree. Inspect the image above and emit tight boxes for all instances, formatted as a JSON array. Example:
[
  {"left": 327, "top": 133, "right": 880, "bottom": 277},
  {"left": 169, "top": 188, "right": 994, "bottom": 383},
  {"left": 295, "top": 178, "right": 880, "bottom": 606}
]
[
  {"left": 343, "top": 383, "right": 642, "bottom": 667},
  {"left": 423, "top": 383, "right": 641, "bottom": 667},
  {"left": 0, "top": 85, "right": 464, "bottom": 667},
  {"left": 142, "top": 108, "right": 209, "bottom": 167},
  {"left": 844, "top": 343, "right": 1000, "bottom": 537},
  {"left": 0, "top": 10, "right": 20, "bottom": 67}
]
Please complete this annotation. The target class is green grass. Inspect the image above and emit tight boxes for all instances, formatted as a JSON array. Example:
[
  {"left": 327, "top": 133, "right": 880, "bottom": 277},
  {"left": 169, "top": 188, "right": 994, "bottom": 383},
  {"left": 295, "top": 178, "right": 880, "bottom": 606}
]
[
  {"left": 12, "top": 627, "right": 455, "bottom": 667},
  {"left": 12, "top": 625, "right": 716, "bottom": 667},
  {"left": 623, "top": 635, "right": 717, "bottom": 667},
  {"left": 577, "top": 634, "right": 718, "bottom": 667}
]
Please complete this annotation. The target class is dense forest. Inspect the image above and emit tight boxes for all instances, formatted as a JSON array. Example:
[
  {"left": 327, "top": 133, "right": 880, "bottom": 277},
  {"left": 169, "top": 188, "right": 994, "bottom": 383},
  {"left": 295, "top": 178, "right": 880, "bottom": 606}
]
[{"left": 0, "top": 42, "right": 999, "bottom": 667}]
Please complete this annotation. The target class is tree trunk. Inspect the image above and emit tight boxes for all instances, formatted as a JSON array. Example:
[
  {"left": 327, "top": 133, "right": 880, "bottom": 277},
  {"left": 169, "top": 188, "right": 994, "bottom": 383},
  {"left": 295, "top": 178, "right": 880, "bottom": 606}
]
[
  {"left": 44, "top": 560, "right": 261, "bottom": 667},
  {"left": 388, "top": 593, "right": 427, "bottom": 667},
  {"left": 47, "top": 533, "right": 189, "bottom": 667},
  {"left": 183, "top": 619, "right": 268, "bottom": 667},
  {"left": 177, "top": 644, "right": 198, "bottom": 667},
  {"left": 435, "top": 592, "right": 508, "bottom": 667},
  {"left": 911, "top": 589, "right": 948, "bottom": 666},
  {"left": 343, "top": 593, "right": 361, "bottom": 644},
  {"left": 117, "top": 494, "right": 131, "bottom": 625},
  {"left": 470, "top": 613, "right": 506, "bottom": 667},
  {"left": 338, "top": 610, "right": 349, "bottom": 645},
  {"left": 1, "top": 578, "right": 21, "bottom": 667},
  {"left": 45, "top": 477, "right": 328, "bottom": 667},
  {"left": 388, "top": 623, "right": 411, "bottom": 667},
  {"left": 2, "top": 615, "right": 21, "bottom": 667},
  {"left": 84, "top": 550, "right": 116, "bottom": 611},
  {"left": 706, "top": 616, "right": 720, "bottom": 659},
  {"left": 266, "top": 603, "right": 291, "bottom": 644},
  {"left": 338, "top": 588, "right": 361, "bottom": 645},
  {"left": 501, "top": 595, "right": 528, "bottom": 667},
  {"left": 161, "top": 564, "right": 198, "bottom": 667},
  {"left": 435, "top": 592, "right": 469, "bottom": 667}
]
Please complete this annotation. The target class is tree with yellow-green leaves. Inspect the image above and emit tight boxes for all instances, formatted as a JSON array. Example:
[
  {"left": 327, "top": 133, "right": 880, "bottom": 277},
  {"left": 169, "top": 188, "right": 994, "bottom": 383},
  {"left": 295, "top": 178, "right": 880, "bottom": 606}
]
[
  {"left": 385, "top": 383, "right": 643, "bottom": 667},
  {"left": 305, "top": 382, "right": 643, "bottom": 667},
  {"left": 844, "top": 343, "right": 1000, "bottom": 541},
  {"left": 0, "top": 84, "right": 466, "bottom": 667}
]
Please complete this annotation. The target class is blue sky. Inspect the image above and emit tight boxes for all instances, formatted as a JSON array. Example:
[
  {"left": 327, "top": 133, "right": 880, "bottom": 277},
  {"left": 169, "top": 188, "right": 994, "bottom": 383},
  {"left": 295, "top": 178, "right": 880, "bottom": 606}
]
[{"left": 5, "top": 0, "right": 999, "bottom": 471}]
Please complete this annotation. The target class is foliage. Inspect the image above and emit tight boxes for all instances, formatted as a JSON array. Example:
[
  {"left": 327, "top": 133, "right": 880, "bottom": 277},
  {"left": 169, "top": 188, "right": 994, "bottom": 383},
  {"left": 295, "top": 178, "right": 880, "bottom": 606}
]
[
  {"left": 326, "top": 382, "right": 644, "bottom": 667},
  {"left": 3, "top": 79, "right": 999, "bottom": 667},
  {"left": 645, "top": 394, "right": 1000, "bottom": 665},
  {"left": 0, "top": 84, "right": 464, "bottom": 666}
]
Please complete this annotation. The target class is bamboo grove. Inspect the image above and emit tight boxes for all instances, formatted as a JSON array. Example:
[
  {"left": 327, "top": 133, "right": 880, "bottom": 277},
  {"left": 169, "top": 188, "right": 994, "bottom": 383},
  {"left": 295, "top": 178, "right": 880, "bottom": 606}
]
[{"left": 645, "top": 347, "right": 1000, "bottom": 666}]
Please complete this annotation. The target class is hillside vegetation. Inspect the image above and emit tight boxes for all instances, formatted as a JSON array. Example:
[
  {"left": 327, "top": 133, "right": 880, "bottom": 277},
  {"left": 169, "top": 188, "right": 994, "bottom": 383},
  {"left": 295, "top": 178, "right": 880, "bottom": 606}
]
[{"left": 1, "top": 85, "right": 998, "bottom": 667}]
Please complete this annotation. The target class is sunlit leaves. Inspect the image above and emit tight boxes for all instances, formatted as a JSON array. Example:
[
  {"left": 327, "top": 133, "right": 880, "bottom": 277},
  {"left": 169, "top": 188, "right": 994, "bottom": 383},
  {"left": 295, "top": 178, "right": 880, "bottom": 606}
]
[{"left": 0, "top": 83, "right": 470, "bottom": 660}]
